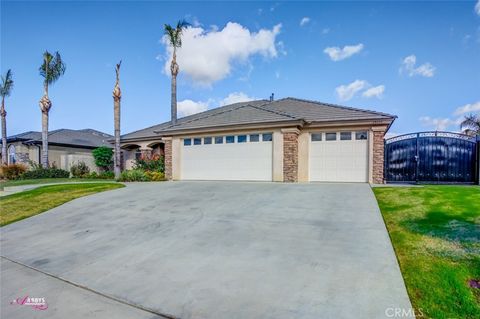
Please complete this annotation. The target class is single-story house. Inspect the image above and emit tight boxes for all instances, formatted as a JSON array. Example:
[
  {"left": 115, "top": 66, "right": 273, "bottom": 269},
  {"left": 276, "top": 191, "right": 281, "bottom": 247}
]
[
  {"left": 2, "top": 129, "right": 112, "bottom": 172},
  {"left": 120, "top": 97, "right": 396, "bottom": 183}
]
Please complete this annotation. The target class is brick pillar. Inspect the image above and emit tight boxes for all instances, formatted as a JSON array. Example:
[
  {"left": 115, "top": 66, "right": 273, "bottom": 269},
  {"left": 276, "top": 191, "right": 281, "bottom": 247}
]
[
  {"left": 164, "top": 138, "right": 172, "bottom": 180},
  {"left": 372, "top": 130, "right": 385, "bottom": 184},
  {"left": 282, "top": 129, "right": 300, "bottom": 182}
]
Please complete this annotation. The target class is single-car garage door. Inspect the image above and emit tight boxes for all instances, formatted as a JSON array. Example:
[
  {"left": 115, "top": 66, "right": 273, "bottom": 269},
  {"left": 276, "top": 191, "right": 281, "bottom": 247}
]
[
  {"left": 181, "top": 133, "right": 273, "bottom": 181},
  {"left": 309, "top": 131, "right": 369, "bottom": 182}
]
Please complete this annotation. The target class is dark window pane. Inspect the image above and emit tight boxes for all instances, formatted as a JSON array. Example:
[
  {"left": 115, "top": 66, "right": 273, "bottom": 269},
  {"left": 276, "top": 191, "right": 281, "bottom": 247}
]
[
  {"left": 326, "top": 133, "right": 337, "bottom": 141},
  {"left": 226, "top": 136, "right": 235, "bottom": 143},
  {"left": 340, "top": 132, "right": 352, "bottom": 140},
  {"left": 262, "top": 133, "right": 273, "bottom": 141},
  {"left": 184, "top": 138, "right": 192, "bottom": 146},
  {"left": 355, "top": 131, "right": 368, "bottom": 140},
  {"left": 238, "top": 135, "right": 247, "bottom": 143},
  {"left": 311, "top": 133, "right": 322, "bottom": 141},
  {"left": 215, "top": 136, "right": 223, "bottom": 144},
  {"left": 135, "top": 150, "right": 142, "bottom": 160},
  {"left": 194, "top": 138, "right": 202, "bottom": 145},
  {"left": 204, "top": 137, "right": 212, "bottom": 144},
  {"left": 250, "top": 134, "right": 260, "bottom": 142}
]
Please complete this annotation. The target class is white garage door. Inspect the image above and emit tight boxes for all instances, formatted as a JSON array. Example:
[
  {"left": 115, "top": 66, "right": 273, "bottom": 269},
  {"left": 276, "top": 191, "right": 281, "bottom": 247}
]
[
  {"left": 181, "top": 133, "right": 273, "bottom": 181},
  {"left": 309, "top": 131, "right": 369, "bottom": 182}
]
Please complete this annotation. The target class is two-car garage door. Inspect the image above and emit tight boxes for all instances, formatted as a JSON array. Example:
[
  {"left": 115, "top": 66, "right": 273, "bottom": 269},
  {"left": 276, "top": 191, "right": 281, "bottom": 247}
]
[
  {"left": 181, "top": 133, "right": 273, "bottom": 181},
  {"left": 180, "top": 131, "right": 369, "bottom": 182}
]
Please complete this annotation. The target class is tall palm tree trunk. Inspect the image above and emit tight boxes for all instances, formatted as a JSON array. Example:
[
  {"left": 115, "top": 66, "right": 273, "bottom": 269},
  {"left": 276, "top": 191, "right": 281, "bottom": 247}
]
[
  {"left": 113, "top": 62, "right": 122, "bottom": 179},
  {"left": 114, "top": 98, "right": 121, "bottom": 178},
  {"left": 1, "top": 98, "right": 6, "bottom": 165},
  {"left": 39, "top": 84, "right": 51, "bottom": 168},
  {"left": 170, "top": 50, "right": 179, "bottom": 125}
]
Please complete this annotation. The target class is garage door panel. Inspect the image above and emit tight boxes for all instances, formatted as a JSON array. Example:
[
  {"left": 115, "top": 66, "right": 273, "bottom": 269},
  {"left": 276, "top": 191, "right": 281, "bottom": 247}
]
[
  {"left": 182, "top": 138, "right": 272, "bottom": 181},
  {"left": 309, "top": 134, "right": 368, "bottom": 183}
]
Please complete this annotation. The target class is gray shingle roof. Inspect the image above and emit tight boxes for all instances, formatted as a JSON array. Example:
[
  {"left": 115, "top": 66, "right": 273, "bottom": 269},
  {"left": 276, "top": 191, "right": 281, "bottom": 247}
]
[
  {"left": 8, "top": 129, "right": 113, "bottom": 148},
  {"left": 122, "top": 97, "right": 396, "bottom": 140}
]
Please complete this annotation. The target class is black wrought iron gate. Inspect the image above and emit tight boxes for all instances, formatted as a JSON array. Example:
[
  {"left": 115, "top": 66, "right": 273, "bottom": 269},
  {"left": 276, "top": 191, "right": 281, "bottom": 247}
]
[{"left": 385, "top": 132, "right": 478, "bottom": 183}]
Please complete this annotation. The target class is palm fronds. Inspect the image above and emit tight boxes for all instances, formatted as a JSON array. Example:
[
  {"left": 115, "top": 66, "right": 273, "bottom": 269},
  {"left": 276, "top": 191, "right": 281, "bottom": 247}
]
[
  {"left": 0, "top": 69, "right": 14, "bottom": 98},
  {"left": 39, "top": 51, "right": 66, "bottom": 85},
  {"left": 164, "top": 20, "right": 190, "bottom": 48},
  {"left": 460, "top": 114, "right": 480, "bottom": 136}
]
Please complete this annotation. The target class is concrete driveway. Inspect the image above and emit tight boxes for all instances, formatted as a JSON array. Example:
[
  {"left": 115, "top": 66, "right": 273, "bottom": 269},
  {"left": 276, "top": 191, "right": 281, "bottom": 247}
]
[{"left": 1, "top": 182, "right": 412, "bottom": 319}]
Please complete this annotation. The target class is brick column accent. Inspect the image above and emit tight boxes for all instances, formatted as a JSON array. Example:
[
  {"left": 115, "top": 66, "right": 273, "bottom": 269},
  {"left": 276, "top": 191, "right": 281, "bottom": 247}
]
[
  {"left": 372, "top": 130, "right": 385, "bottom": 184},
  {"left": 164, "top": 138, "right": 172, "bottom": 180},
  {"left": 282, "top": 129, "right": 300, "bottom": 182}
]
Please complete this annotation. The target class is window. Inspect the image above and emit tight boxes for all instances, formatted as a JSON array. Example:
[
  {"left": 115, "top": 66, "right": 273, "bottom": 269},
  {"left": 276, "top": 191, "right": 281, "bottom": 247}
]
[
  {"left": 7, "top": 145, "right": 16, "bottom": 164},
  {"left": 355, "top": 131, "right": 368, "bottom": 140},
  {"left": 250, "top": 134, "right": 259, "bottom": 142},
  {"left": 326, "top": 133, "right": 337, "bottom": 141},
  {"left": 215, "top": 136, "right": 224, "bottom": 144},
  {"left": 184, "top": 138, "right": 192, "bottom": 146},
  {"left": 340, "top": 132, "right": 352, "bottom": 140},
  {"left": 311, "top": 133, "right": 322, "bottom": 141},
  {"left": 193, "top": 138, "right": 202, "bottom": 145},
  {"left": 204, "top": 137, "right": 212, "bottom": 144},
  {"left": 237, "top": 135, "right": 247, "bottom": 143},
  {"left": 226, "top": 135, "right": 235, "bottom": 143},
  {"left": 262, "top": 133, "right": 273, "bottom": 141}
]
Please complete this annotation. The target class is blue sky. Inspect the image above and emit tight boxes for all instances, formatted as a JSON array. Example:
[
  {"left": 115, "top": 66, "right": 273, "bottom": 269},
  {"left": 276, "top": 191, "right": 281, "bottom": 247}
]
[{"left": 1, "top": 0, "right": 479, "bottom": 137}]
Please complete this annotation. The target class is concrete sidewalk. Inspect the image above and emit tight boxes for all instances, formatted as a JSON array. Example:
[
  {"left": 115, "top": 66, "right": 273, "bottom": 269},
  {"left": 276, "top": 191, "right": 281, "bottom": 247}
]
[{"left": 1, "top": 257, "right": 166, "bottom": 319}]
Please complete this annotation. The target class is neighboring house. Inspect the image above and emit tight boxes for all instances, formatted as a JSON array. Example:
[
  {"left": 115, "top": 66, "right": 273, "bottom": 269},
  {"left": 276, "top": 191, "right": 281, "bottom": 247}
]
[
  {"left": 1, "top": 129, "right": 112, "bottom": 172},
  {"left": 120, "top": 97, "right": 396, "bottom": 183}
]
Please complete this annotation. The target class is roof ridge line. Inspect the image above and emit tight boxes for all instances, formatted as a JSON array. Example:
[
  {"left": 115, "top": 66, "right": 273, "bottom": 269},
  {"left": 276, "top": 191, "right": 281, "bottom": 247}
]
[{"left": 283, "top": 97, "right": 396, "bottom": 118}]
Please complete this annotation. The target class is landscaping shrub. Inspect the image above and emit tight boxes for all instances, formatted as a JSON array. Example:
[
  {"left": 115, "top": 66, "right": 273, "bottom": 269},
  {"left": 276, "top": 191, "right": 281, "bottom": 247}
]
[
  {"left": 118, "top": 169, "right": 149, "bottom": 182},
  {"left": 133, "top": 153, "right": 164, "bottom": 173},
  {"left": 92, "top": 147, "right": 113, "bottom": 171},
  {"left": 70, "top": 161, "right": 90, "bottom": 178},
  {"left": 0, "top": 164, "right": 28, "bottom": 180},
  {"left": 98, "top": 171, "right": 114, "bottom": 179},
  {"left": 145, "top": 171, "right": 165, "bottom": 181},
  {"left": 21, "top": 167, "right": 70, "bottom": 179}
]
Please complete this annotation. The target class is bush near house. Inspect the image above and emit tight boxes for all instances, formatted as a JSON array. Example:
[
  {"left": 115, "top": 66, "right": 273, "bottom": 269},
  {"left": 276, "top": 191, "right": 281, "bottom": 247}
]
[
  {"left": 21, "top": 167, "right": 70, "bottom": 179},
  {"left": 85, "top": 171, "right": 114, "bottom": 179},
  {"left": 118, "top": 169, "right": 165, "bottom": 182},
  {"left": 70, "top": 161, "right": 90, "bottom": 178},
  {"left": 92, "top": 146, "right": 113, "bottom": 172},
  {"left": 0, "top": 164, "right": 28, "bottom": 180},
  {"left": 133, "top": 153, "right": 164, "bottom": 172}
]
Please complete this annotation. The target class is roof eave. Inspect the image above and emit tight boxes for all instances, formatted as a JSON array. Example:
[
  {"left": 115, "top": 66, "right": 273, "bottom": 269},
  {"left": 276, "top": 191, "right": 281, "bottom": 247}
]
[{"left": 154, "top": 119, "right": 305, "bottom": 136}]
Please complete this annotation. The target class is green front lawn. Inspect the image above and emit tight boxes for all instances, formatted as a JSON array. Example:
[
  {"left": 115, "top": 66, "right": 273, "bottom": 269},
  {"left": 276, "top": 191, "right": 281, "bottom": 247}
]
[
  {"left": 0, "top": 183, "right": 124, "bottom": 226},
  {"left": 0, "top": 178, "right": 115, "bottom": 190},
  {"left": 373, "top": 185, "right": 480, "bottom": 319}
]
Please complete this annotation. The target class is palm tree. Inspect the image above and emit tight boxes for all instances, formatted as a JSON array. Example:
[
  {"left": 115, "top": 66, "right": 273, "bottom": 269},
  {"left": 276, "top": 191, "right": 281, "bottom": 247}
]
[
  {"left": 460, "top": 114, "right": 480, "bottom": 136},
  {"left": 39, "top": 51, "right": 66, "bottom": 167},
  {"left": 0, "top": 69, "right": 14, "bottom": 165},
  {"left": 112, "top": 61, "right": 122, "bottom": 179},
  {"left": 164, "top": 20, "right": 189, "bottom": 125}
]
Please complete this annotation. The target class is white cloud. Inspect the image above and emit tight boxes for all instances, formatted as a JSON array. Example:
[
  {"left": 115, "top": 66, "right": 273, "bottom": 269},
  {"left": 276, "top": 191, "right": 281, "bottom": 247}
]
[
  {"left": 300, "top": 17, "right": 310, "bottom": 26},
  {"left": 454, "top": 101, "right": 480, "bottom": 116},
  {"left": 419, "top": 116, "right": 454, "bottom": 131},
  {"left": 177, "top": 99, "right": 211, "bottom": 117},
  {"left": 162, "top": 22, "right": 282, "bottom": 86},
  {"left": 475, "top": 0, "right": 480, "bottom": 15},
  {"left": 220, "top": 92, "right": 257, "bottom": 106},
  {"left": 400, "top": 55, "right": 436, "bottom": 77},
  {"left": 336, "top": 80, "right": 369, "bottom": 101},
  {"left": 177, "top": 92, "right": 258, "bottom": 117},
  {"left": 362, "top": 85, "right": 385, "bottom": 98},
  {"left": 419, "top": 101, "right": 480, "bottom": 131},
  {"left": 323, "top": 43, "right": 364, "bottom": 61},
  {"left": 336, "top": 80, "right": 385, "bottom": 101}
]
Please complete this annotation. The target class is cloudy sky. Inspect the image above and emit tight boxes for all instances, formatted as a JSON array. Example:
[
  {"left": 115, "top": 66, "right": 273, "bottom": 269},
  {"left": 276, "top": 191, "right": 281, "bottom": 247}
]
[{"left": 1, "top": 1, "right": 480, "bottom": 136}]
